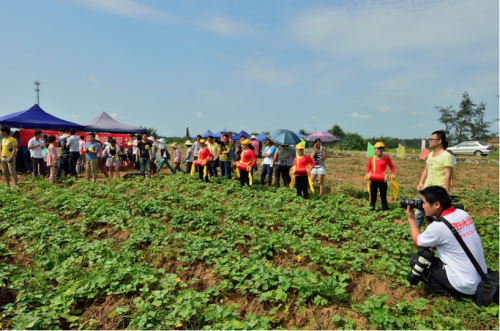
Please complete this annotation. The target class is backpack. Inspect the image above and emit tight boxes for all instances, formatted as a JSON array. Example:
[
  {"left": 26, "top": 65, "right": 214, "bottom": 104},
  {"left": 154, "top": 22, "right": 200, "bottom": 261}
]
[{"left": 438, "top": 217, "right": 499, "bottom": 306}]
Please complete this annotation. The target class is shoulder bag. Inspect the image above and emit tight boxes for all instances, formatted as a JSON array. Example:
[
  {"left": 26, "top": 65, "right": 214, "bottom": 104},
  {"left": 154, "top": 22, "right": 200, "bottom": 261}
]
[{"left": 437, "top": 217, "right": 499, "bottom": 306}]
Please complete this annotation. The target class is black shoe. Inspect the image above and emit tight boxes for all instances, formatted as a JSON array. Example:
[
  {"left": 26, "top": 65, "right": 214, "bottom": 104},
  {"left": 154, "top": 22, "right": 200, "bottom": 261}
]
[
  {"left": 369, "top": 205, "right": 375, "bottom": 212},
  {"left": 382, "top": 205, "right": 389, "bottom": 211}
]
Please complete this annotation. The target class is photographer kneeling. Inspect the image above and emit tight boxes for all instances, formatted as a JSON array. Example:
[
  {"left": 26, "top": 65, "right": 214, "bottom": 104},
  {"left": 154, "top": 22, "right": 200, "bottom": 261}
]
[{"left": 405, "top": 185, "right": 487, "bottom": 298}]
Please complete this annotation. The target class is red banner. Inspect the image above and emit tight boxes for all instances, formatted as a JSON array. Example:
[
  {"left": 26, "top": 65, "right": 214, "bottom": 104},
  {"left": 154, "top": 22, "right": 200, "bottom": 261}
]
[{"left": 20, "top": 129, "right": 133, "bottom": 149}]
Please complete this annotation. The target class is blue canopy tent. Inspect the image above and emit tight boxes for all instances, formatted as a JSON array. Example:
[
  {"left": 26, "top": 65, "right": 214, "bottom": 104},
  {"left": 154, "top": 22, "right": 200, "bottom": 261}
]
[
  {"left": 232, "top": 130, "right": 251, "bottom": 140},
  {"left": 200, "top": 130, "right": 214, "bottom": 138},
  {"left": 295, "top": 131, "right": 307, "bottom": 139},
  {"left": 82, "top": 112, "right": 146, "bottom": 133},
  {"left": 213, "top": 128, "right": 228, "bottom": 138},
  {"left": 255, "top": 131, "right": 267, "bottom": 142},
  {"left": 0, "top": 104, "right": 84, "bottom": 131}
]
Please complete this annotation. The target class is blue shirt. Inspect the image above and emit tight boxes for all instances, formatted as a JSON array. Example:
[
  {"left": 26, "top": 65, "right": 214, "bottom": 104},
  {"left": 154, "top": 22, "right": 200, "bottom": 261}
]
[{"left": 84, "top": 142, "right": 99, "bottom": 160}]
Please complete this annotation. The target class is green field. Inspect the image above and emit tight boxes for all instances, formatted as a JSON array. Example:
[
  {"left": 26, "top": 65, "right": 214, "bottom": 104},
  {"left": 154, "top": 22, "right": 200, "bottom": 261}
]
[{"left": 0, "top": 175, "right": 498, "bottom": 329}]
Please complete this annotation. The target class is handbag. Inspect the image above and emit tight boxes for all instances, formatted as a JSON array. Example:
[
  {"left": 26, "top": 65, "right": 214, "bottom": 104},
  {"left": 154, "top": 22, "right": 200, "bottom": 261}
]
[{"left": 437, "top": 217, "right": 499, "bottom": 306}]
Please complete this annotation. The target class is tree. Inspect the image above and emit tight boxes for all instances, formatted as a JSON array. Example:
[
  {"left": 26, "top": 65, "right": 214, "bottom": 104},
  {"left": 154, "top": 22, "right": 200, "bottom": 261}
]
[
  {"left": 343, "top": 132, "right": 365, "bottom": 151},
  {"left": 186, "top": 127, "right": 190, "bottom": 139},
  {"left": 328, "top": 124, "right": 346, "bottom": 139},
  {"left": 436, "top": 91, "right": 496, "bottom": 144},
  {"left": 299, "top": 129, "right": 311, "bottom": 136},
  {"left": 143, "top": 126, "right": 158, "bottom": 138}
]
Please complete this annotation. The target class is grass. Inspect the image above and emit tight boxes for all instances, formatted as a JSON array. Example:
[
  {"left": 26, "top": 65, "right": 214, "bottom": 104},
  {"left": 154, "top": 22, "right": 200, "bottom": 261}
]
[{"left": 0, "top": 167, "right": 498, "bottom": 329}]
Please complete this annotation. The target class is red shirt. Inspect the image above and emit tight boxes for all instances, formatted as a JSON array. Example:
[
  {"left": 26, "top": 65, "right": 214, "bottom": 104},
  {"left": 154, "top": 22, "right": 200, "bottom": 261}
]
[
  {"left": 366, "top": 155, "right": 395, "bottom": 175},
  {"left": 292, "top": 155, "right": 315, "bottom": 176},
  {"left": 240, "top": 149, "right": 256, "bottom": 168},
  {"left": 198, "top": 148, "right": 213, "bottom": 162}
]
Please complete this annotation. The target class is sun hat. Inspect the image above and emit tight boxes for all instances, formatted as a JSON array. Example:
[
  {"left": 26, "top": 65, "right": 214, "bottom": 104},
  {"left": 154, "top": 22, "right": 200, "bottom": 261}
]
[
  {"left": 185, "top": 140, "right": 193, "bottom": 145},
  {"left": 148, "top": 136, "right": 155, "bottom": 142},
  {"left": 157, "top": 138, "right": 166, "bottom": 144},
  {"left": 251, "top": 135, "right": 256, "bottom": 139},
  {"left": 374, "top": 142, "right": 385, "bottom": 149},
  {"left": 296, "top": 144, "right": 305, "bottom": 150},
  {"left": 95, "top": 134, "right": 100, "bottom": 141},
  {"left": 170, "top": 142, "right": 178, "bottom": 149},
  {"left": 241, "top": 139, "right": 251, "bottom": 145},
  {"left": 199, "top": 139, "right": 206, "bottom": 143}
]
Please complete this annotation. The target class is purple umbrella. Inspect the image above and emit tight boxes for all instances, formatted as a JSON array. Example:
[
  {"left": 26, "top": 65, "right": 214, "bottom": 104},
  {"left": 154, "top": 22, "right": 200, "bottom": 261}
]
[{"left": 305, "top": 132, "right": 340, "bottom": 142}]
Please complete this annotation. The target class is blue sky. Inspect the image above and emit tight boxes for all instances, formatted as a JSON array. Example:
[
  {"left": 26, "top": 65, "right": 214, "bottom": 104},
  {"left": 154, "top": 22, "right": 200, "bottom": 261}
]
[{"left": 0, "top": 0, "right": 498, "bottom": 138}]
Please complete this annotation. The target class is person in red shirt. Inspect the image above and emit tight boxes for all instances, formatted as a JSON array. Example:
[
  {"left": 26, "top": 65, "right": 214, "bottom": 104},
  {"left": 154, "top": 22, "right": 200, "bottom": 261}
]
[
  {"left": 197, "top": 139, "right": 213, "bottom": 182},
  {"left": 365, "top": 142, "right": 396, "bottom": 211},
  {"left": 238, "top": 139, "right": 256, "bottom": 187},
  {"left": 292, "top": 144, "right": 315, "bottom": 199}
]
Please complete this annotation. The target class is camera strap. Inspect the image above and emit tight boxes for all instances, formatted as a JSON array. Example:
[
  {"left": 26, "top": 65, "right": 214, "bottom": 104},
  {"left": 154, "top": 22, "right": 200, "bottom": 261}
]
[{"left": 436, "top": 217, "right": 488, "bottom": 282}]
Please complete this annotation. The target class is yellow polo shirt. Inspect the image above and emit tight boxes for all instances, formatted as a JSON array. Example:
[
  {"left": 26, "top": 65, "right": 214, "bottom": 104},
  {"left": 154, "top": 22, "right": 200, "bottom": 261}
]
[{"left": 1, "top": 137, "right": 17, "bottom": 157}]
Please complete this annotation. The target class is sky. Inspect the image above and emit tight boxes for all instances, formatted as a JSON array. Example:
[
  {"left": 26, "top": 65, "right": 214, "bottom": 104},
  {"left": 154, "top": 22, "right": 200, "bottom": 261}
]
[{"left": 0, "top": 0, "right": 498, "bottom": 138}]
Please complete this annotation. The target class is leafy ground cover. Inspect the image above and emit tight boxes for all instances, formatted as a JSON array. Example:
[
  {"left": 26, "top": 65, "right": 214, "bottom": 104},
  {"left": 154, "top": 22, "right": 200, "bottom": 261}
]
[{"left": 0, "top": 158, "right": 498, "bottom": 330}]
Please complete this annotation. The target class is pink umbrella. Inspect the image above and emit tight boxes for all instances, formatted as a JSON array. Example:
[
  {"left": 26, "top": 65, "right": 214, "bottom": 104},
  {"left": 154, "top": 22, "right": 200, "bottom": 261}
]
[{"left": 305, "top": 132, "right": 340, "bottom": 142}]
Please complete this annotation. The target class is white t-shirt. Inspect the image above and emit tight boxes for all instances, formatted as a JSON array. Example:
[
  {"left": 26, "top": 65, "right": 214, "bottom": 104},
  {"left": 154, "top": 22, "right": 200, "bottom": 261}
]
[
  {"left": 262, "top": 145, "right": 276, "bottom": 165},
  {"left": 450, "top": 153, "right": 457, "bottom": 165},
  {"left": 132, "top": 139, "right": 138, "bottom": 154},
  {"left": 67, "top": 135, "right": 80, "bottom": 152},
  {"left": 417, "top": 208, "right": 487, "bottom": 295},
  {"left": 193, "top": 142, "right": 201, "bottom": 156},
  {"left": 28, "top": 137, "right": 43, "bottom": 158}
]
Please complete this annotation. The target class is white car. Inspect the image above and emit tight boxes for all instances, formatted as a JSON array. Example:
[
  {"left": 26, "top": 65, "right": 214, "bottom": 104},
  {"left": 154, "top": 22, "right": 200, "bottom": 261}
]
[{"left": 447, "top": 141, "right": 495, "bottom": 157}]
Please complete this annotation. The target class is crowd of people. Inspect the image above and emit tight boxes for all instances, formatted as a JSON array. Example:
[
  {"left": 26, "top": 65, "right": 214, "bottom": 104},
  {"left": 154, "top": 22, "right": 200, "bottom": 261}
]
[{"left": 0, "top": 124, "right": 495, "bottom": 304}]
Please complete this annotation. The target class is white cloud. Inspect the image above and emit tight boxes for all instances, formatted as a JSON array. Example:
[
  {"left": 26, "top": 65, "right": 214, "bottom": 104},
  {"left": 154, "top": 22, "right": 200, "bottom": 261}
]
[
  {"left": 71, "top": 115, "right": 79, "bottom": 119},
  {"left": 375, "top": 106, "right": 393, "bottom": 113},
  {"left": 89, "top": 76, "right": 100, "bottom": 85},
  {"left": 289, "top": 0, "right": 497, "bottom": 69},
  {"left": 110, "top": 112, "right": 120, "bottom": 118},
  {"left": 414, "top": 123, "right": 426, "bottom": 128},
  {"left": 202, "top": 16, "right": 251, "bottom": 36},
  {"left": 409, "top": 111, "right": 429, "bottom": 116},
  {"left": 73, "top": 0, "right": 171, "bottom": 20},
  {"left": 351, "top": 112, "right": 371, "bottom": 119},
  {"left": 240, "top": 62, "right": 296, "bottom": 88},
  {"left": 196, "top": 112, "right": 203, "bottom": 118},
  {"left": 310, "top": 116, "right": 317, "bottom": 120}
]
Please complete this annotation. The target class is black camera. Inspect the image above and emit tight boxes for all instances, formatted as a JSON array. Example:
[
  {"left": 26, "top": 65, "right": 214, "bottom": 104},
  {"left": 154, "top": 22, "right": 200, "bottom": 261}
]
[
  {"left": 399, "top": 197, "right": 423, "bottom": 210},
  {"left": 407, "top": 247, "right": 435, "bottom": 285},
  {"left": 449, "top": 195, "right": 464, "bottom": 210}
]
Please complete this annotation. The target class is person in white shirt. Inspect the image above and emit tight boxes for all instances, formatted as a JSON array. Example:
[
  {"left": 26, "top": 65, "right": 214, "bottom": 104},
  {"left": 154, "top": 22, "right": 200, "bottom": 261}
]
[
  {"left": 260, "top": 138, "right": 276, "bottom": 186},
  {"left": 28, "top": 129, "right": 46, "bottom": 177},
  {"left": 67, "top": 129, "right": 80, "bottom": 177},
  {"left": 447, "top": 149, "right": 457, "bottom": 188},
  {"left": 405, "top": 185, "right": 487, "bottom": 298}
]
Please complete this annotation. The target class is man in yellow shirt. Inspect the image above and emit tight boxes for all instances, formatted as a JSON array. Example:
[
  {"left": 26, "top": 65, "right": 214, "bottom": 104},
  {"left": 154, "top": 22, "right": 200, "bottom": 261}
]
[
  {"left": 1, "top": 125, "right": 18, "bottom": 187},
  {"left": 415, "top": 130, "right": 453, "bottom": 227},
  {"left": 206, "top": 135, "right": 220, "bottom": 178}
]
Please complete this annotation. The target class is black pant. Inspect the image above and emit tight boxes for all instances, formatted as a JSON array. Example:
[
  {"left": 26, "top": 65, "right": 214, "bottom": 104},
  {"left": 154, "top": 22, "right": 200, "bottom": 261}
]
[
  {"left": 32, "top": 157, "right": 46, "bottom": 177},
  {"left": 296, "top": 176, "right": 309, "bottom": 199},
  {"left": 409, "top": 253, "right": 470, "bottom": 298},
  {"left": 56, "top": 155, "right": 70, "bottom": 177},
  {"left": 198, "top": 165, "right": 208, "bottom": 182},
  {"left": 240, "top": 170, "right": 250, "bottom": 187},
  {"left": 370, "top": 181, "right": 388, "bottom": 210},
  {"left": 69, "top": 151, "right": 79, "bottom": 176},
  {"left": 208, "top": 161, "right": 218, "bottom": 177},
  {"left": 274, "top": 164, "right": 289, "bottom": 188}
]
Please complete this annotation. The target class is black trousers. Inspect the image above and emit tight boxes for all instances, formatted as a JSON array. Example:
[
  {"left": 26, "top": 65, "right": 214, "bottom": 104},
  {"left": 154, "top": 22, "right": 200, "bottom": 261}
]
[
  {"left": 409, "top": 253, "right": 470, "bottom": 298},
  {"left": 32, "top": 157, "right": 46, "bottom": 177},
  {"left": 274, "top": 164, "right": 289, "bottom": 188},
  {"left": 240, "top": 170, "right": 250, "bottom": 187},
  {"left": 198, "top": 166, "right": 208, "bottom": 182},
  {"left": 56, "top": 155, "right": 70, "bottom": 177},
  {"left": 296, "top": 176, "right": 309, "bottom": 199},
  {"left": 208, "top": 161, "right": 218, "bottom": 177},
  {"left": 69, "top": 151, "right": 80, "bottom": 176},
  {"left": 370, "top": 181, "right": 388, "bottom": 210}
]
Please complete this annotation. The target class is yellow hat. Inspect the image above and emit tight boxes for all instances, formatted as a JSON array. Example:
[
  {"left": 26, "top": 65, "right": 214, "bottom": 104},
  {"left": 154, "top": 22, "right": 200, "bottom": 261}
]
[
  {"left": 199, "top": 139, "right": 206, "bottom": 143},
  {"left": 241, "top": 139, "right": 251, "bottom": 145},
  {"left": 374, "top": 142, "right": 385, "bottom": 149},
  {"left": 296, "top": 144, "right": 305, "bottom": 150}
]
